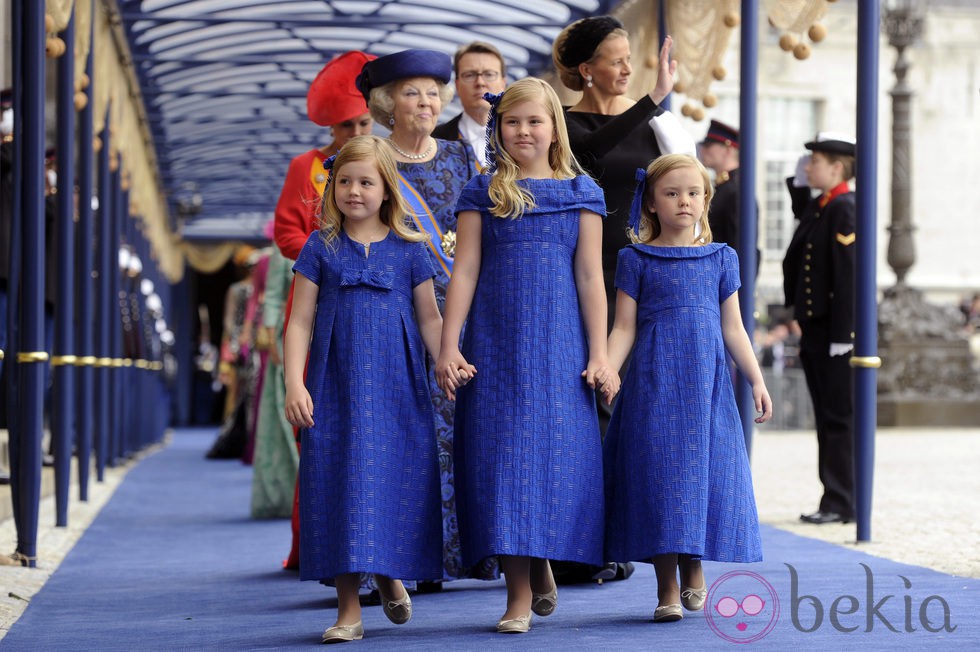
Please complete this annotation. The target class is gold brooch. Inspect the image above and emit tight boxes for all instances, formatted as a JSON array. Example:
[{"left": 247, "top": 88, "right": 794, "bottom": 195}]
[{"left": 440, "top": 230, "right": 456, "bottom": 257}]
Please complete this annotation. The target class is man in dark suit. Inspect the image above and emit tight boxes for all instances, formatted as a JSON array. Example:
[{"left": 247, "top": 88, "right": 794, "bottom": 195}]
[
  {"left": 699, "top": 119, "right": 759, "bottom": 271},
  {"left": 431, "top": 41, "right": 506, "bottom": 169},
  {"left": 782, "top": 132, "right": 857, "bottom": 525}
]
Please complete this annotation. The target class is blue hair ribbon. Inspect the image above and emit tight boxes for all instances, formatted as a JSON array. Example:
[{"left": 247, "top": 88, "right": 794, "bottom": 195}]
[
  {"left": 322, "top": 154, "right": 337, "bottom": 172},
  {"left": 628, "top": 167, "right": 648, "bottom": 237},
  {"left": 482, "top": 90, "right": 504, "bottom": 173}
]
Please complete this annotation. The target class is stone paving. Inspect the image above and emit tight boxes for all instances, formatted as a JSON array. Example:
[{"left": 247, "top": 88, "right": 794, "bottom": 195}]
[
  {"left": 750, "top": 426, "right": 980, "bottom": 580},
  {"left": 1, "top": 427, "right": 978, "bottom": 640}
]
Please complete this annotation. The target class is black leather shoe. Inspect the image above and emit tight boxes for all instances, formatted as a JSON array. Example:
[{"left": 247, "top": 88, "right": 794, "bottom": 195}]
[
  {"left": 615, "top": 562, "right": 635, "bottom": 581},
  {"left": 800, "top": 510, "right": 851, "bottom": 524},
  {"left": 591, "top": 562, "right": 618, "bottom": 581}
]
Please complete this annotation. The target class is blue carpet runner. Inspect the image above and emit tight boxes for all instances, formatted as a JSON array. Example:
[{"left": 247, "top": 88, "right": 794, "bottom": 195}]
[{"left": 3, "top": 428, "right": 977, "bottom": 650}]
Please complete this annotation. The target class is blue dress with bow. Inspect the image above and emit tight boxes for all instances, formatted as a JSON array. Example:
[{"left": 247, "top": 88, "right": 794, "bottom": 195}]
[{"left": 292, "top": 230, "right": 443, "bottom": 582}]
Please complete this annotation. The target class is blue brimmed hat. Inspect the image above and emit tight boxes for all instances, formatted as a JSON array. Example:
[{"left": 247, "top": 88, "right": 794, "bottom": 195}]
[{"left": 355, "top": 49, "right": 452, "bottom": 101}]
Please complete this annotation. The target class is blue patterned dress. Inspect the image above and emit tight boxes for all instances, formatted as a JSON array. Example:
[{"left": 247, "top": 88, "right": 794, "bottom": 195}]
[
  {"left": 452, "top": 174, "right": 607, "bottom": 568},
  {"left": 398, "top": 141, "right": 498, "bottom": 580},
  {"left": 292, "top": 231, "right": 443, "bottom": 582},
  {"left": 603, "top": 243, "right": 762, "bottom": 563}
]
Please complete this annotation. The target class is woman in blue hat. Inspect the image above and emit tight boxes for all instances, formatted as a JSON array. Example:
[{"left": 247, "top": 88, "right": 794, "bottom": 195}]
[{"left": 356, "top": 50, "right": 494, "bottom": 585}]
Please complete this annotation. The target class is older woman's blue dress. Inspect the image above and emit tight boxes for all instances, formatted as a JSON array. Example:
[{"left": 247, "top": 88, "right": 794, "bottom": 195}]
[
  {"left": 452, "top": 174, "right": 606, "bottom": 567},
  {"left": 398, "top": 141, "right": 498, "bottom": 580},
  {"left": 292, "top": 231, "right": 442, "bottom": 582},
  {"left": 603, "top": 243, "right": 762, "bottom": 563}
]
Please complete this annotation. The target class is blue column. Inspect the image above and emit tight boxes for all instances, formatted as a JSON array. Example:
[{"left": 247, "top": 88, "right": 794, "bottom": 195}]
[
  {"left": 172, "top": 275, "right": 193, "bottom": 426},
  {"left": 12, "top": 0, "right": 47, "bottom": 567},
  {"left": 853, "top": 0, "right": 880, "bottom": 543},
  {"left": 5, "top": 0, "right": 26, "bottom": 554},
  {"left": 110, "top": 170, "right": 124, "bottom": 462},
  {"left": 95, "top": 123, "right": 112, "bottom": 481},
  {"left": 53, "top": 8, "right": 77, "bottom": 527},
  {"left": 75, "top": 10, "right": 95, "bottom": 502},
  {"left": 737, "top": 0, "right": 759, "bottom": 456}
]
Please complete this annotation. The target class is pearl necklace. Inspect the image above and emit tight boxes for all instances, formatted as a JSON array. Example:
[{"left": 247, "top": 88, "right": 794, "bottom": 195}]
[{"left": 388, "top": 137, "right": 434, "bottom": 160}]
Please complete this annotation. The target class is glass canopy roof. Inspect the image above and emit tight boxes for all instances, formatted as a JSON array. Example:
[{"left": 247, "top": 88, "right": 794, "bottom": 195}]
[{"left": 117, "top": 0, "right": 618, "bottom": 242}]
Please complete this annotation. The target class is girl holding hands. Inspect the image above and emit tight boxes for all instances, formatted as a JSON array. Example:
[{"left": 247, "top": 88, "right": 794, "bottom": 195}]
[
  {"left": 284, "top": 135, "right": 444, "bottom": 643},
  {"left": 436, "top": 78, "right": 616, "bottom": 634},
  {"left": 603, "top": 154, "right": 772, "bottom": 623}
]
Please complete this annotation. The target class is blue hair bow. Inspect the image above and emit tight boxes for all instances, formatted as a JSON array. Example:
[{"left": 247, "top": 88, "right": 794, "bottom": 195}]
[
  {"left": 323, "top": 154, "right": 337, "bottom": 172},
  {"left": 483, "top": 90, "right": 504, "bottom": 173},
  {"left": 628, "top": 167, "right": 648, "bottom": 237}
]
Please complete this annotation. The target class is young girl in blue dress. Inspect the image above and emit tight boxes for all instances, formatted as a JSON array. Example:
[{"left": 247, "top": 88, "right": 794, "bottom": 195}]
[
  {"left": 435, "top": 77, "right": 616, "bottom": 634},
  {"left": 284, "top": 135, "right": 445, "bottom": 644},
  {"left": 603, "top": 153, "right": 772, "bottom": 623}
]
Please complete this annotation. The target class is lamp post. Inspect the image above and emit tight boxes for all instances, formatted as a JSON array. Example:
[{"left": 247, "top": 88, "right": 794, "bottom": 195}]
[
  {"left": 876, "top": 0, "right": 980, "bottom": 426},
  {"left": 882, "top": 0, "right": 924, "bottom": 287}
]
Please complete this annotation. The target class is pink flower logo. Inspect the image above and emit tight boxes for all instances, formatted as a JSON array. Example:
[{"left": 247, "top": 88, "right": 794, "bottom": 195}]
[{"left": 705, "top": 571, "right": 780, "bottom": 643}]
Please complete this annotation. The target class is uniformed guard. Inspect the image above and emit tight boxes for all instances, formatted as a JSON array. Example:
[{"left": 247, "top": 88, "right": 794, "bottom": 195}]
[
  {"left": 699, "top": 119, "right": 760, "bottom": 272},
  {"left": 782, "top": 132, "right": 857, "bottom": 525}
]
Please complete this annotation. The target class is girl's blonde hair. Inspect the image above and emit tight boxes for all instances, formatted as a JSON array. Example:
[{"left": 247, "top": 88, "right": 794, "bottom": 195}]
[
  {"left": 487, "top": 77, "right": 584, "bottom": 219},
  {"left": 319, "top": 135, "right": 427, "bottom": 246},
  {"left": 631, "top": 153, "right": 714, "bottom": 245}
]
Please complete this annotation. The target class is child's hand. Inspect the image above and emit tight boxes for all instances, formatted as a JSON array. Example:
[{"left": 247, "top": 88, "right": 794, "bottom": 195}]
[
  {"left": 581, "top": 360, "right": 617, "bottom": 401},
  {"left": 435, "top": 349, "right": 477, "bottom": 401},
  {"left": 285, "top": 385, "right": 314, "bottom": 428},
  {"left": 599, "top": 370, "right": 621, "bottom": 405},
  {"left": 753, "top": 382, "right": 773, "bottom": 424}
]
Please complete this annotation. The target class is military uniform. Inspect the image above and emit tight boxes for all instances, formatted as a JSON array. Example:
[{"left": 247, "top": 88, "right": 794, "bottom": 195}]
[
  {"left": 783, "top": 178, "right": 856, "bottom": 521},
  {"left": 709, "top": 167, "right": 738, "bottom": 246},
  {"left": 709, "top": 168, "right": 761, "bottom": 272},
  {"left": 701, "top": 120, "right": 759, "bottom": 272}
]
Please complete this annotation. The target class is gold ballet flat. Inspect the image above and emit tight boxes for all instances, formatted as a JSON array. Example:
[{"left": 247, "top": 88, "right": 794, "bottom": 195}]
[
  {"left": 321, "top": 621, "right": 364, "bottom": 644},
  {"left": 379, "top": 586, "right": 412, "bottom": 625},
  {"left": 496, "top": 613, "right": 532, "bottom": 634},
  {"left": 681, "top": 584, "right": 708, "bottom": 611},
  {"left": 653, "top": 604, "right": 683, "bottom": 623},
  {"left": 531, "top": 560, "right": 558, "bottom": 617}
]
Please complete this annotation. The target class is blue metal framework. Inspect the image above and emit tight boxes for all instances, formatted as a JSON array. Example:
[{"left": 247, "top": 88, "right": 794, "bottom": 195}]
[
  {"left": 5, "top": 0, "right": 882, "bottom": 569},
  {"left": 116, "top": 0, "right": 618, "bottom": 241}
]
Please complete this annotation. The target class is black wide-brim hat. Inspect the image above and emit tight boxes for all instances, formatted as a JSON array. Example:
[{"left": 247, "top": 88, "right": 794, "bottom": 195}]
[
  {"left": 805, "top": 131, "right": 856, "bottom": 157},
  {"left": 355, "top": 49, "right": 452, "bottom": 101}
]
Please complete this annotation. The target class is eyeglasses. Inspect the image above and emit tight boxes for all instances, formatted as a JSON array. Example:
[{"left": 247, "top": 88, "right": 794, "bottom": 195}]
[
  {"left": 715, "top": 595, "right": 766, "bottom": 618},
  {"left": 459, "top": 70, "right": 501, "bottom": 83}
]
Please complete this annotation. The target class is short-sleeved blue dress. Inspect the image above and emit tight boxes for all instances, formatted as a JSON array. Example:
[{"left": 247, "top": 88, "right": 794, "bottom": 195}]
[
  {"left": 292, "top": 230, "right": 443, "bottom": 582},
  {"left": 452, "top": 174, "right": 607, "bottom": 568},
  {"left": 603, "top": 243, "right": 762, "bottom": 563}
]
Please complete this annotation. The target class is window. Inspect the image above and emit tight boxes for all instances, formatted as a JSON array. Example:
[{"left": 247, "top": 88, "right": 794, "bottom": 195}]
[{"left": 760, "top": 97, "right": 820, "bottom": 255}]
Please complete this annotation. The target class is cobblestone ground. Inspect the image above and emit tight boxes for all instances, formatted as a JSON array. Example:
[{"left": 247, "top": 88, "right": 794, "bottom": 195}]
[
  {"left": 751, "top": 427, "right": 980, "bottom": 579},
  {"left": 1, "top": 428, "right": 978, "bottom": 640}
]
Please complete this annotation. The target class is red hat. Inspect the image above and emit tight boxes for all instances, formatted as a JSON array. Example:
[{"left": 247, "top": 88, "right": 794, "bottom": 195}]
[{"left": 307, "top": 51, "right": 376, "bottom": 127}]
